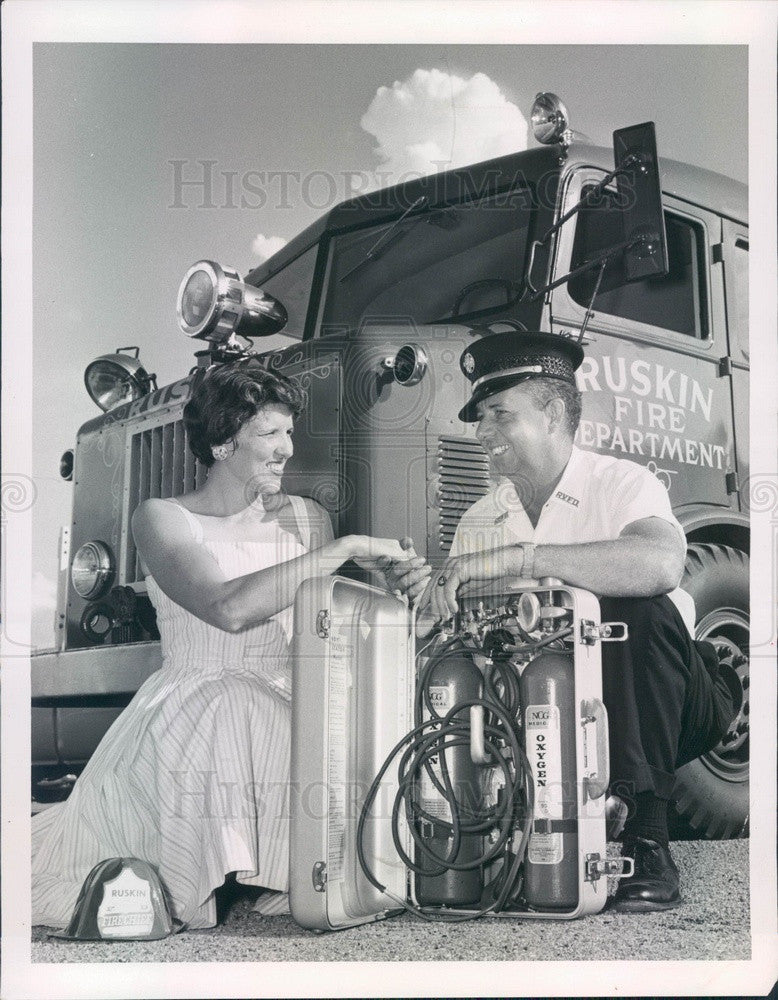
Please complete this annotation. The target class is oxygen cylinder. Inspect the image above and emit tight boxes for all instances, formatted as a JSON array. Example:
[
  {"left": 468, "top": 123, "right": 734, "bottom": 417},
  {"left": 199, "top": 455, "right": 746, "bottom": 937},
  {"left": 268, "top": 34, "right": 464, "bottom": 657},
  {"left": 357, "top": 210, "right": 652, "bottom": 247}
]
[
  {"left": 519, "top": 650, "right": 579, "bottom": 910},
  {"left": 415, "top": 649, "right": 484, "bottom": 907}
]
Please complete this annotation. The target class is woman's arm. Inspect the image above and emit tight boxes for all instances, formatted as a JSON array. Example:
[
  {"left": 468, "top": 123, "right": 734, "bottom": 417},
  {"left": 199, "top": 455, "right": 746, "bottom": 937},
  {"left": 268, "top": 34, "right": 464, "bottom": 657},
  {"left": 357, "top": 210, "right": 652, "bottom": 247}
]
[{"left": 132, "top": 499, "right": 412, "bottom": 633}]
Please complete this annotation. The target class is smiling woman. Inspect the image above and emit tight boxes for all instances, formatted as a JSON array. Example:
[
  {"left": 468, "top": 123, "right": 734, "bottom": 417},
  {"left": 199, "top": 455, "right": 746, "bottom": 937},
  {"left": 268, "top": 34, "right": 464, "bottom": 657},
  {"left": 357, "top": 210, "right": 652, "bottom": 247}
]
[{"left": 31, "top": 361, "right": 420, "bottom": 933}]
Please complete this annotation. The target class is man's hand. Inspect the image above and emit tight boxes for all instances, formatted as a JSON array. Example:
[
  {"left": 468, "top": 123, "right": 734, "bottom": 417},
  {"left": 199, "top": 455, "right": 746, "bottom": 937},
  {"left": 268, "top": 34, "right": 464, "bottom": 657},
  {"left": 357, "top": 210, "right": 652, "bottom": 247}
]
[
  {"left": 374, "top": 537, "right": 433, "bottom": 603},
  {"left": 418, "top": 549, "right": 515, "bottom": 620}
]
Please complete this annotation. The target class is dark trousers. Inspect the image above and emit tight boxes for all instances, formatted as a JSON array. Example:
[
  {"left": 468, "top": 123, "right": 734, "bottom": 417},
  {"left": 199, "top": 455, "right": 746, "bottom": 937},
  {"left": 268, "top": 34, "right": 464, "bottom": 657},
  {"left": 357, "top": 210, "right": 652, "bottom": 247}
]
[{"left": 598, "top": 595, "right": 736, "bottom": 801}]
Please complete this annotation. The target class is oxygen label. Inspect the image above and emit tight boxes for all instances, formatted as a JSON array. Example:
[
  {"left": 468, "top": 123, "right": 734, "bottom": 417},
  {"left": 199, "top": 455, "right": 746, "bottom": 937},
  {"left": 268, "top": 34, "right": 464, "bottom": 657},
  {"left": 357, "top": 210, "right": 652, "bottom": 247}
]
[{"left": 525, "top": 704, "right": 564, "bottom": 865}]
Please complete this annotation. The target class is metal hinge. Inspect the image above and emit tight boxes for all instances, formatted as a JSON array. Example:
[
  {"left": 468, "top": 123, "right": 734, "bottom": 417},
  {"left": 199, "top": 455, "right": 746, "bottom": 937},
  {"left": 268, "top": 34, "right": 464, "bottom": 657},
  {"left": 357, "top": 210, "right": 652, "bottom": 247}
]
[
  {"left": 580, "top": 620, "right": 629, "bottom": 645},
  {"left": 312, "top": 861, "right": 327, "bottom": 892},
  {"left": 711, "top": 243, "right": 724, "bottom": 264},
  {"left": 726, "top": 471, "right": 740, "bottom": 495},
  {"left": 316, "top": 610, "right": 331, "bottom": 639},
  {"left": 585, "top": 852, "right": 635, "bottom": 883},
  {"left": 718, "top": 355, "right": 733, "bottom": 377}
]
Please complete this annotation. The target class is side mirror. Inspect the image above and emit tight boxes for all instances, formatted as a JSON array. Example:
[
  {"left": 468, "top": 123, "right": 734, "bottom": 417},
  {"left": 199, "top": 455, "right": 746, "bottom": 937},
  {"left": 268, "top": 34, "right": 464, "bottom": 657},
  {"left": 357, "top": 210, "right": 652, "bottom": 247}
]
[
  {"left": 528, "top": 120, "right": 669, "bottom": 301},
  {"left": 614, "top": 122, "right": 669, "bottom": 283}
]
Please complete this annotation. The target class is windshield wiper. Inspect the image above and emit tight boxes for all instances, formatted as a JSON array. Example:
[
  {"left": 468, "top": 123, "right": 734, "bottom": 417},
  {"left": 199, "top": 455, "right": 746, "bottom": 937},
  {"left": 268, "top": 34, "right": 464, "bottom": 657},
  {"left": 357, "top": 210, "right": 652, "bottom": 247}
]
[{"left": 338, "top": 196, "right": 428, "bottom": 282}]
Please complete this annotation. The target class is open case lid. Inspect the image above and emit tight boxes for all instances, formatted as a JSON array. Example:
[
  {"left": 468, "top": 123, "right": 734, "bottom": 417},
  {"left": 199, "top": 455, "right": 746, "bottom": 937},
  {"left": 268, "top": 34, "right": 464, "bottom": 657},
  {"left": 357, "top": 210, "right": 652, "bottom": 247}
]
[
  {"left": 289, "top": 575, "right": 415, "bottom": 930},
  {"left": 289, "top": 575, "right": 613, "bottom": 928}
]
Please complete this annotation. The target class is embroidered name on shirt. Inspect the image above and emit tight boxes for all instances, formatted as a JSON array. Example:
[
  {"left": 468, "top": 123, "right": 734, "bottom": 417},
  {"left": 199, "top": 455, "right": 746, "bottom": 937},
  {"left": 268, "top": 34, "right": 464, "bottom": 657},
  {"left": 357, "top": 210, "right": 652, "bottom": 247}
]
[{"left": 555, "top": 491, "right": 580, "bottom": 507}]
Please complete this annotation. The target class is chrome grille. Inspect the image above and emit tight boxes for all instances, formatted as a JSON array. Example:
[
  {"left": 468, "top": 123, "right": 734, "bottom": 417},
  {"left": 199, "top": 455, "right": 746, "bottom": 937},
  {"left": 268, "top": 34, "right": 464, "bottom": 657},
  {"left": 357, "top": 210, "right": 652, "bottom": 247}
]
[
  {"left": 437, "top": 436, "right": 490, "bottom": 551},
  {"left": 126, "top": 419, "right": 206, "bottom": 582}
]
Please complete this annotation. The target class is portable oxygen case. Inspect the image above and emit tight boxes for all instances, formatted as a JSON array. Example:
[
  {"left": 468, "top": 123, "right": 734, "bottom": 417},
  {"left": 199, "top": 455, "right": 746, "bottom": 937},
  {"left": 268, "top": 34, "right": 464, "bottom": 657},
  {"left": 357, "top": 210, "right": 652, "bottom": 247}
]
[{"left": 289, "top": 575, "right": 627, "bottom": 931}]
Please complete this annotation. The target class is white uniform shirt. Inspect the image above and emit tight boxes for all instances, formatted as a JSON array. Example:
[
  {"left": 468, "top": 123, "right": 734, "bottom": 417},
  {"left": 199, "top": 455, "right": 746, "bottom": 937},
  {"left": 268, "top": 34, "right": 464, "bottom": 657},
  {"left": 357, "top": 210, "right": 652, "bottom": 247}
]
[{"left": 450, "top": 446, "right": 695, "bottom": 633}]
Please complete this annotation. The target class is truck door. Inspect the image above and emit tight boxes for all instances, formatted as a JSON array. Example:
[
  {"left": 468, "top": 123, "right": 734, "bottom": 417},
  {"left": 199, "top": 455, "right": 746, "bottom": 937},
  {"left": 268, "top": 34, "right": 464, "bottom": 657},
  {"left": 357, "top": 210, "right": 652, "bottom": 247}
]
[
  {"left": 721, "top": 219, "right": 749, "bottom": 500},
  {"left": 548, "top": 166, "right": 737, "bottom": 516}
]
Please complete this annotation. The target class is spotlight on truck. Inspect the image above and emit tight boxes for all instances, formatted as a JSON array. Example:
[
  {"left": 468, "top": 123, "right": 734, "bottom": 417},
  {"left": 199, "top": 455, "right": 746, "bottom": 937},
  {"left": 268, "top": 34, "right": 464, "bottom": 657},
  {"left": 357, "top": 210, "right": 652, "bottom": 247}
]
[
  {"left": 176, "top": 260, "right": 288, "bottom": 343},
  {"left": 84, "top": 347, "right": 156, "bottom": 412},
  {"left": 531, "top": 92, "right": 572, "bottom": 146}
]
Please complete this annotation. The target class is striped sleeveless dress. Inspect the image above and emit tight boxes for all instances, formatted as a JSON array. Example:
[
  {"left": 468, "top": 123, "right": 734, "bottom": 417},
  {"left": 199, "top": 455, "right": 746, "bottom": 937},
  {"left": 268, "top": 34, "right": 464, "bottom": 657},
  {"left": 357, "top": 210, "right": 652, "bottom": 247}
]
[{"left": 32, "top": 495, "right": 323, "bottom": 930}]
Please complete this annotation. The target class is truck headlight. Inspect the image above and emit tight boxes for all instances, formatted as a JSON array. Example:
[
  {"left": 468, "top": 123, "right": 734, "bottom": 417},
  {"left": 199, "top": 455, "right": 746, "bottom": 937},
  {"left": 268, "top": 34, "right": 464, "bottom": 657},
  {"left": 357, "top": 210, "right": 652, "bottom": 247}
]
[
  {"left": 176, "top": 260, "right": 288, "bottom": 343},
  {"left": 84, "top": 348, "right": 155, "bottom": 412},
  {"left": 71, "top": 541, "right": 115, "bottom": 600}
]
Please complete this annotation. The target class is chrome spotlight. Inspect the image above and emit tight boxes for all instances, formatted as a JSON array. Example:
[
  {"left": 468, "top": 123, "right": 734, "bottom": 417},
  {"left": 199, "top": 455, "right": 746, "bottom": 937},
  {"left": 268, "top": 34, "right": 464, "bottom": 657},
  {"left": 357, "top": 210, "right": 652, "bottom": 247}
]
[
  {"left": 176, "top": 260, "right": 288, "bottom": 343},
  {"left": 531, "top": 92, "right": 571, "bottom": 146}
]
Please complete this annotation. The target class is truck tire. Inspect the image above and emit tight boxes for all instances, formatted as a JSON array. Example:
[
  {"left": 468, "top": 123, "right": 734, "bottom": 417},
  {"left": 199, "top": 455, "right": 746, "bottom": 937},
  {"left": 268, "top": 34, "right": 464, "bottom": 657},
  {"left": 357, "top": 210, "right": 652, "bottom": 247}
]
[{"left": 671, "top": 544, "right": 749, "bottom": 839}]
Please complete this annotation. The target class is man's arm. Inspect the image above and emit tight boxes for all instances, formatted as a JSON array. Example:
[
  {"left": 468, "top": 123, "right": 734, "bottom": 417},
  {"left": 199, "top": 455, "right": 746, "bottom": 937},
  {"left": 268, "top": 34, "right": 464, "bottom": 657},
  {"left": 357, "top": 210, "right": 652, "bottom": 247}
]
[
  {"left": 421, "top": 516, "right": 685, "bottom": 619},
  {"left": 531, "top": 517, "right": 684, "bottom": 595}
]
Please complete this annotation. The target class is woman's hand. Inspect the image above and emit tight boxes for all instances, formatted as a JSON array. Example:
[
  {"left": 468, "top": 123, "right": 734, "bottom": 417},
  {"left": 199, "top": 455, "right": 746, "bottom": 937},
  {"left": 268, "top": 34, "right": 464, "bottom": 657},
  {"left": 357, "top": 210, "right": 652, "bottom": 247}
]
[
  {"left": 345, "top": 534, "right": 418, "bottom": 570},
  {"left": 373, "top": 537, "right": 432, "bottom": 603}
]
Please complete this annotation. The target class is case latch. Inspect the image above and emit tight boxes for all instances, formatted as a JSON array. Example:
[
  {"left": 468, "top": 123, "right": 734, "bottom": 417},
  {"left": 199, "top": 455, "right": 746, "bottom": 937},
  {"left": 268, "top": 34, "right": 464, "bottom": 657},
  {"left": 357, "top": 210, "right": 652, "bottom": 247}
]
[
  {"left": 312, "top": 861, "right": 327, "bottom": 892},
  {"left": 580, "top": 620, "right": 629, "bottom": 645},
  {"left": 316, "top": 610, "right": 331, "bottom": 639},
  {"left": 585, "top": 852, "right": 635, "bottom": 883}
]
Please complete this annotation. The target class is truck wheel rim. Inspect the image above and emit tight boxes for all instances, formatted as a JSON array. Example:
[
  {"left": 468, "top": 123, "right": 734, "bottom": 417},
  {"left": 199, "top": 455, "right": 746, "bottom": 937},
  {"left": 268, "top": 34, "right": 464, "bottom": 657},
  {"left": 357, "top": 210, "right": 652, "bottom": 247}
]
[{"left": 696, "top": 608, "right": 749, "bottom": 780}]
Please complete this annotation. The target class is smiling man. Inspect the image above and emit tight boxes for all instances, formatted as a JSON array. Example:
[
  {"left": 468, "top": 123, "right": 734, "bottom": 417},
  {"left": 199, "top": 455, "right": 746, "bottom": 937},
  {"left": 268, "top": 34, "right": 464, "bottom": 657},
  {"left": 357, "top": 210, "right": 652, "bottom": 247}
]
[{"left": 414, "top": 330, "right": 739, "bottom": 912}]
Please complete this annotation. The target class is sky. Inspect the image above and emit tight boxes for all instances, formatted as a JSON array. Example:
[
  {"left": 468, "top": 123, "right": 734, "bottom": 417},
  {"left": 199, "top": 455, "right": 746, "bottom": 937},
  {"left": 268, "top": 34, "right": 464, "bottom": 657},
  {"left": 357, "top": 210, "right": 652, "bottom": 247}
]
[{"left": 28, "top": 41, "right": 749, "bottom": 647}]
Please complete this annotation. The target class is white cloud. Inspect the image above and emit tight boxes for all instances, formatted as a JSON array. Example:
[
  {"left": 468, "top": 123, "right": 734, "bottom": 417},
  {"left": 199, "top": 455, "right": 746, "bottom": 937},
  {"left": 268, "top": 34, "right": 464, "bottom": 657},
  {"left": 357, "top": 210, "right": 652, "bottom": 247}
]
[
  {"left": 361, "top": 69, "right": 528, "bottom": 186},
  {"left": 251, "top": 234, "right": 288, "bottom": 264}
]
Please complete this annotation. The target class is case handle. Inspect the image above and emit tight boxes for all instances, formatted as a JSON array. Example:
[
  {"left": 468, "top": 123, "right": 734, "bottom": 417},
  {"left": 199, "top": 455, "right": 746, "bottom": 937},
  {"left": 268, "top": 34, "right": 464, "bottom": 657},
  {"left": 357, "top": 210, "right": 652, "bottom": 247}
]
[{"left": 581, "top": 697, "right": 610, "bottom": 799}]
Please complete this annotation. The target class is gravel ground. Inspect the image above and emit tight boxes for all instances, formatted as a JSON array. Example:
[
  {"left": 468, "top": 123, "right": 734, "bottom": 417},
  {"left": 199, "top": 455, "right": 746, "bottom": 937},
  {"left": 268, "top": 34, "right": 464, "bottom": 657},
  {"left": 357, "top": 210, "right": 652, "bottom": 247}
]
[{"left": 31, "top": 839, "right": 749, "bottom": 963}]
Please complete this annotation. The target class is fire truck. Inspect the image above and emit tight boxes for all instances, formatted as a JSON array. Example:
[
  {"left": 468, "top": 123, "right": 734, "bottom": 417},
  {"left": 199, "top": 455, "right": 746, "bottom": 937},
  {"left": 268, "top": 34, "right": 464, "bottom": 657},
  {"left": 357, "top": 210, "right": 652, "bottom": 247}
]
[{"left": 32, "top": 95, "right": 749, "bottom": 839}]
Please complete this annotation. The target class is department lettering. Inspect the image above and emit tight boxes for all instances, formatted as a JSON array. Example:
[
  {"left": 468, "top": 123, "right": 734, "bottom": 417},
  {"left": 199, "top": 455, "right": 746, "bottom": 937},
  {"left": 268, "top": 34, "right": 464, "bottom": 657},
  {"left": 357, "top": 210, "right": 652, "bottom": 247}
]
[
  {"left": 574, "top": 355, "right": 730, "bottom": 472},
  {"left": 577, "top": 420, "right": 728, "bottom": 470}
]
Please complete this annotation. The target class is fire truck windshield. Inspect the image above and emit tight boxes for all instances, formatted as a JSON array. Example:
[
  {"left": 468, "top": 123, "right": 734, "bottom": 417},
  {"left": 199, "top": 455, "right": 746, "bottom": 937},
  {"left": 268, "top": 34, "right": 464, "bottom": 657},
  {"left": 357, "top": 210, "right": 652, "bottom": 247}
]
[{"left": 320, "top": 190, "right": 533, "bottom": 334}]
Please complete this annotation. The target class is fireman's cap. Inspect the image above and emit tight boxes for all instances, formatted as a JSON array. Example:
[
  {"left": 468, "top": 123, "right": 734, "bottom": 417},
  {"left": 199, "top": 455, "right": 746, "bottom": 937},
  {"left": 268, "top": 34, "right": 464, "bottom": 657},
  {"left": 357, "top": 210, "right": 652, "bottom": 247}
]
[
  {"left": 458, "top": 330, "right": 583, "bottom": 422},
  {"left": 48, "top": 857, "right": 177, "bottom": 942}
]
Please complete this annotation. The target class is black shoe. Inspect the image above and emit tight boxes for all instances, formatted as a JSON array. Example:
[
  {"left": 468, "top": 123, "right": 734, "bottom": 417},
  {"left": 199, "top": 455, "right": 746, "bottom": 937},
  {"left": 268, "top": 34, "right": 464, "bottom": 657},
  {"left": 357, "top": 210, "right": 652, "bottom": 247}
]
[{"left": 611, "top": 836, "right": 681, "bottom": 912}]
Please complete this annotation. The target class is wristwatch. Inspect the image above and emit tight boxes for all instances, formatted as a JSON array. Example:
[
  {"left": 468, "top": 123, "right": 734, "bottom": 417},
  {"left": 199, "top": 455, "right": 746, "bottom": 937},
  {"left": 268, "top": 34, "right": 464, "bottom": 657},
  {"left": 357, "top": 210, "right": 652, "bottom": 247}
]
[{"left": 520, "top": 542, "right": 536, "bottom": 579}]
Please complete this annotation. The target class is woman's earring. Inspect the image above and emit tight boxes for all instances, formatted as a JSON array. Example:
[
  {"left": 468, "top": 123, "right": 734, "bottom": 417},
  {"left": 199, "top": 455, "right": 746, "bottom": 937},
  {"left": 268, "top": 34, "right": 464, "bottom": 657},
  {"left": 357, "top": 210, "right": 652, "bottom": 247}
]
[{"left": 212, "top": 445, "right": 229, "bottom": 461}]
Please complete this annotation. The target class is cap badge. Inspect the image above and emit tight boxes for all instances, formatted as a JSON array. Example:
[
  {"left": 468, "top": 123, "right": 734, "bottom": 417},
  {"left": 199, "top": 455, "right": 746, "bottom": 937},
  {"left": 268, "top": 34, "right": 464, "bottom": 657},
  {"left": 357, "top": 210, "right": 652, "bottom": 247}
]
[{"left": 462, "top": 352, "right": 475, "bottom": 374}]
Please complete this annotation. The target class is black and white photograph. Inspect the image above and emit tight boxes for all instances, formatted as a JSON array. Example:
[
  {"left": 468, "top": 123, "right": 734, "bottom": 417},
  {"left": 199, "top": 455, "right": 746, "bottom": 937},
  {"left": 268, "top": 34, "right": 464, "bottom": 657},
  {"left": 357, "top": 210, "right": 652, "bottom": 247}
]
[{"left": 2, "top": 2, "right": 777, "bottom": 998}]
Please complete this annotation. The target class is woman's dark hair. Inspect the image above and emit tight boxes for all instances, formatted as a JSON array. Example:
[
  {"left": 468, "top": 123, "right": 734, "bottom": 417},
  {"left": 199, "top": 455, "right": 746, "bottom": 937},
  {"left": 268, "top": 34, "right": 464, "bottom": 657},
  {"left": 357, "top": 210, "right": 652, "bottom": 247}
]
[{"left": 183, "top": 361, "right": 307, "bottom": 467}]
